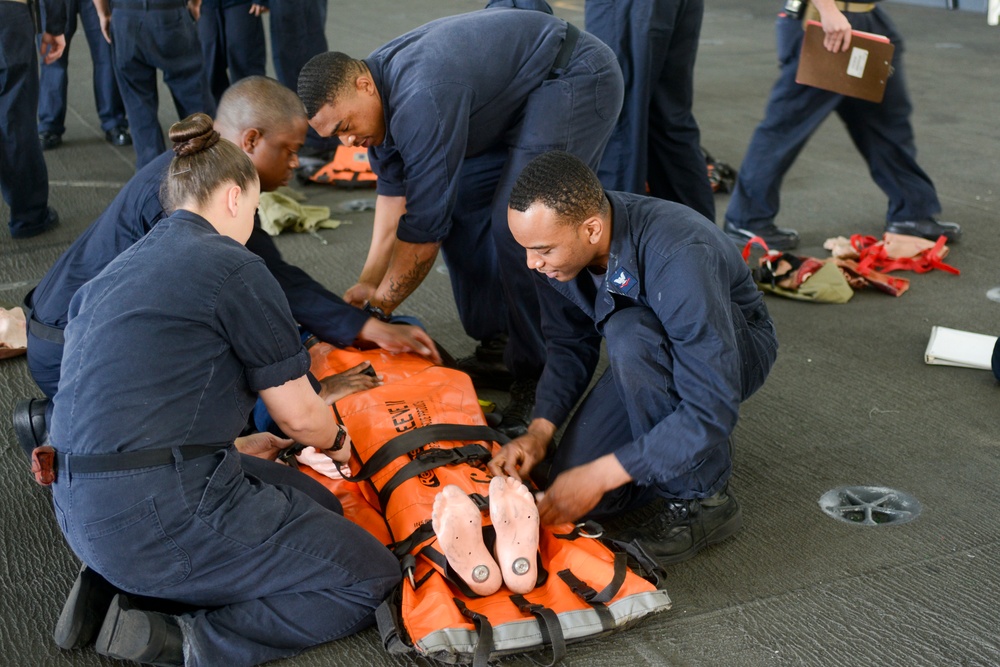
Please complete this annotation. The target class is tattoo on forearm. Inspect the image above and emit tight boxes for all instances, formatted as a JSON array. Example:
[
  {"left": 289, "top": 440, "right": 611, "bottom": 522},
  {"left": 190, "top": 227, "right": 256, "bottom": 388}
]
[{"left": 383, "top": 253, "right": 436, "bottom": 310}]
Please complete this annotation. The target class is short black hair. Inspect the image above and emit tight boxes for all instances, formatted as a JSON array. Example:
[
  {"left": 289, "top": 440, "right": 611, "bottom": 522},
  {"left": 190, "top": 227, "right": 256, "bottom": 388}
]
[
  {"left": 297, "top": 52, "right": 367, "bottom": 119},
  {"left": 509, "top": 151, "right": 607, "bottom": 224}
]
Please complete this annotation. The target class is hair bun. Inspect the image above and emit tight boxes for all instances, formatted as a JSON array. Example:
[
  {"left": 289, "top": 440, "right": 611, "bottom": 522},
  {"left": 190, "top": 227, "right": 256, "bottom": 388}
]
[{"left": 169, "top": 113, "right": 221, "bottom": 157}]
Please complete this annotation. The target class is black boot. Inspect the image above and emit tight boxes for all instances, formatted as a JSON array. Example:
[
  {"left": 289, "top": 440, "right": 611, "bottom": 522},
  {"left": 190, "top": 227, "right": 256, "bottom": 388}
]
[
  {"left": 54, "top": 564, "right": 120, "bottom": 649},
  {"left": 95, "top": 595, "right": 184, "bottom": 666},
  {"left": 12, "top": 397, "right": 50, "bottom": 459},
  {"left": 604, "top": 486, "right": 743, "bottom": 565},
  {"left": 497, "top": 378, "right": 537, "bottom": 438},
  {"left": 453, "top": 335, "right": 513, "bottom": 390}
]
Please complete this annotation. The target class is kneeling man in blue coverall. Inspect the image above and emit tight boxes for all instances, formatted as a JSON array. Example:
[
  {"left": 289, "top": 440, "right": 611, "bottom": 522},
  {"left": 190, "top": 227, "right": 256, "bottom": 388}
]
[{"left": 488, "top": 151, "right": 779, "bottom": 564}]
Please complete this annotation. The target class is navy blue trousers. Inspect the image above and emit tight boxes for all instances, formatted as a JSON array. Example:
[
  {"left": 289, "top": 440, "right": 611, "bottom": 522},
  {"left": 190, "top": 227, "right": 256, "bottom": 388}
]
[
  {"left": 0, "top": 3, "right": 52, "bottom": 237},
  {"left": 269, "top": 0, "right": 336, "bottom": 152},
  {"left": 586, "top": 0, "right": 715, "bottom": 220},
  {"left": 549, "top": 306, "right": 776, "bottom": 518},
  {"left": 440, "top": 147, "right": 509, "bottom": 344},
  {"left": 488, "top": 33, "right": 623, "bottom": 379},
  {"left": 725, "top": 9, "right": 941, "bottom": 231},
  {"left": 109, "top": 5, "right": 212, "bottom": 169},
  {"left": 197, "top": 1, "right": 266, "bottom": 105},
  {"left": 52, "top": 446, "right": 400, "bottom": 666},
  {"left": 38, "top": 0, "right": 127, "bottom": 135}
]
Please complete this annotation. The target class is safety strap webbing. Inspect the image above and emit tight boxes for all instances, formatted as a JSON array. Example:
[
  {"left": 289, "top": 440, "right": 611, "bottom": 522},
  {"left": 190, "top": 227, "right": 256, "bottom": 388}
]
[
  {"left": 377, "top": 443, "right": 492, "bottom": 510},
  {"left": 556, "top": 553, "right": 630, "bottom": 632},
  {"left": 454, "top": 598, "right": 495, "bottom": 667},
  {"left": 342, "top": 424, "right": 509, "bottom": 483},
  {"left": 509, "top": 594, "right": 567, "bottom": 667}
]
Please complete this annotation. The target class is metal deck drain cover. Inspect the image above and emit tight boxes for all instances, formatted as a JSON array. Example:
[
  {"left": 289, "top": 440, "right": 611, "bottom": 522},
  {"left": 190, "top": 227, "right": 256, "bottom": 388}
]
[{"left": 818, "top": 486, "right": 921, "bottom": 526}]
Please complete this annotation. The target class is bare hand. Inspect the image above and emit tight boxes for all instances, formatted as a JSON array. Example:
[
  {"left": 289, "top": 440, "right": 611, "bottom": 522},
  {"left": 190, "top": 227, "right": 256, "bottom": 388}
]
[
  {"left": 97, "top": 13, "right": 112, "bottom": 43},
  {"left": 344, "top": 282, "right": 376, "bottom": 307},
  {"left": 537, "top": 467, "right": 607, "bottom": 525},
  {"left": 39, "top": 34, "right": 66, "bottom": 64},
  {"left": 821, "top": 9, "right": 852, "bottom": 52},
  {"left": 487, "top": 432, "right": 548, "bottom": 480},
  {"left": 234, "top": 431, "right": 294, "bottom": 461},
  {"left": 357, "top": 319, "right": 442, "bottom": 364},
  {"left": 537, "top": 454, "right": 633, "bottom": 525},
  {"left": 318, "top": 361, "right": 381, "bottom": 404},
  {"left": 248, "top": 3, "right": 268, "bottom": 15}
]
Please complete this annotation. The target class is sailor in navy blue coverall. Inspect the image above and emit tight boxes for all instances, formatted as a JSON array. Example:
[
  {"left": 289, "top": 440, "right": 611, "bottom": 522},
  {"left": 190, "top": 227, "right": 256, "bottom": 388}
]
[
  {"left": 489, "top": 152, "right": 777, "bottom": 563},
  {"left": 37, "top": 0, "right": 129, "bottom": 148},
  {"left": 723, "top": 0, "right": 960, "bottom": 250},
  {"left": 23, "top": 77, "right": 436, "bottom": 404},
  {"left": 1, "top": 0, "right": 65, "bottom": 239},
  {"left": 585, "top": 0, "right": 716, "bottom": 220},
  {"left": 50, "top": 196, "right": 399, "bottom": 665},
  {"left": 92, "top": 0, "right": 212, "bottom": 168},
  {"left": 298, "top": 9, "right": 623, "bottom": 393}
]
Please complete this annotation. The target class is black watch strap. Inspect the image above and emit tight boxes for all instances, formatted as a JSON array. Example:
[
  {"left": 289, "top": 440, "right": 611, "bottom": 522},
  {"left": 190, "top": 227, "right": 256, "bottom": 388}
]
[{"left": 363, "top": 302, "right": 392, "bottom": 323}]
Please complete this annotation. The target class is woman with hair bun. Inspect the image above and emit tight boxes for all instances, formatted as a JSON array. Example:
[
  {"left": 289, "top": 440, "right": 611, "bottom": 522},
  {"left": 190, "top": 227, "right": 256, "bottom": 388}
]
[{"left": 46, "top": 113, "right": 401, "bottom": 666}]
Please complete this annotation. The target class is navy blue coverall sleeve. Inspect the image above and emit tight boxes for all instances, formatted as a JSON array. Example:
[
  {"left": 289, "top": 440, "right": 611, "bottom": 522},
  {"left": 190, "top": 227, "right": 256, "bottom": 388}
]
[
  {"left": 377, "top": 86, "right": 475, "bottom": 244},
  {"left": 39, "top": 0, "right": 67, "bottom": 34},
  {"left": 244, "top": 223, "right": 369, "bottom": 347},
  {"left": 613, "top": 242, "right": 743, "bottom": 485},
  {"left": 531, "top": 272, "right": 603, "bottom": 427}
]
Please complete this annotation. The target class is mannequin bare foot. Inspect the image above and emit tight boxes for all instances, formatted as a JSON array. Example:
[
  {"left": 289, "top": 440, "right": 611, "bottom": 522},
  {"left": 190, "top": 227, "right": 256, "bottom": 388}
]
[
  {"left": 432, "top": 485, "right": 501, "bottom": 596},
  {"left": 489, "top": 475, "right": 539, "bottom": 594}
]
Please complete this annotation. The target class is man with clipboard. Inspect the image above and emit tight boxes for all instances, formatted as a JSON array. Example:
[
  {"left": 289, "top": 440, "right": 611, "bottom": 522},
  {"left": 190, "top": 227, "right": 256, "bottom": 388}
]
[{"left": 722, "top": 0, "right": 960, "bottom": 250}]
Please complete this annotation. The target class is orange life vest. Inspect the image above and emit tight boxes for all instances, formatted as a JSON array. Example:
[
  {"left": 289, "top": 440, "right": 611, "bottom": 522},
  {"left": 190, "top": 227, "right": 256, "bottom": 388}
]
[{"left": 306, "top": 146, "right": 378, "bottom": 188}]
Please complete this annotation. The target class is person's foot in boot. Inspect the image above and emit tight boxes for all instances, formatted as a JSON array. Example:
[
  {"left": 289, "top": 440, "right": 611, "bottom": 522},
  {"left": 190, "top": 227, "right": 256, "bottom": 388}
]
[
  {"left": 497, "top": 378, "right": 536, "bottom": 438},
  {"left": 723, "top": 220, "right": 800, "bottom": 251},
  {"left": 12, "top": 397, "right": 50, "bottom": 458},
  {"left": 453, "top": 335, "right": 513, "bottom": 390},
  {"left": 603, "top": 486, "right": 743, "bottom": 565},
  {"left": 95, "top": 595, "right": 184, "bottom": 666},
  {"left": 54, "top": 564, "right": 120, "bottom": 649}
]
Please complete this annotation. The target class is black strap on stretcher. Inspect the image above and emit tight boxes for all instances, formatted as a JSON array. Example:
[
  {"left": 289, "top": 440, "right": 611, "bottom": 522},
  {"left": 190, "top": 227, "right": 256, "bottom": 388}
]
[
  {"left": 454, "top": 598, "right": 495, "bottom": 667},
  {"left": 342, "top": 424, "right": 509, "bottom": 484},
  {"left": 377, "top": 443, "right": 492, "bottom": 510},
  {"left": 556, "top": 552, "right": 630, "bottom": 632},
  {"left": 509, "top": 594, "right": 567, "bottom": 667}
]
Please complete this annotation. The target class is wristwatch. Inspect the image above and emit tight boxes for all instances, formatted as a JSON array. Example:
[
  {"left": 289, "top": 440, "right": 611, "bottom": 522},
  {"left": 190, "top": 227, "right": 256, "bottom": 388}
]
[
  {"left": 363, "top": 302, "right": 392, "bottom": 323},
  {"left": 329, "top": 424, "right": 348, "bottom": 452}
]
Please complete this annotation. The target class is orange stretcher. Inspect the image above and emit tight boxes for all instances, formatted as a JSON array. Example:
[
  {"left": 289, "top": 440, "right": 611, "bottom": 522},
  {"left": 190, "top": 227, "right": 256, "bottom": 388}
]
[{"left": 300, "top": 342, "right": 672, "bottom": 665}]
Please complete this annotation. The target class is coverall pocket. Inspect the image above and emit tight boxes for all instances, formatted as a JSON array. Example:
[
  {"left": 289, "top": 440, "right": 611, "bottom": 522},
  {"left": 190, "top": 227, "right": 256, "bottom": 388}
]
[
  {"left": 83, "top": 497, "right": 191, "bottom": 592},
  {"left": 195, "top": 447, "right": 292, "bottom": 547}
]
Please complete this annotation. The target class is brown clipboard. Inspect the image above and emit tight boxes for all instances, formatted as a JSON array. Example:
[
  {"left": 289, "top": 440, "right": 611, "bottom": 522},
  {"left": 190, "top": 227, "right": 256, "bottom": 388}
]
[{"left": 795, "top": 20, "right": 895, "bottom": 103}]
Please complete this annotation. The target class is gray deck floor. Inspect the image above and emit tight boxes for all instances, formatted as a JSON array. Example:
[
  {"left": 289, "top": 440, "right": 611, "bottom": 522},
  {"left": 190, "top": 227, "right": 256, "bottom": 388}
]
[{"left": 2, "top": 1, "right": 999, "bottom": 665}]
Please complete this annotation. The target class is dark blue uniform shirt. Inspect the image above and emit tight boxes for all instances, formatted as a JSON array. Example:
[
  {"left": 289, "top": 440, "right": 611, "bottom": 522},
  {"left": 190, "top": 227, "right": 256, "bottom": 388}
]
[
  {"left": 30, "top": 150, "right": 367, "bottom": 345},
  {"left": 51, "top": 210, "right": 309, "bottom": 455},
  {"left": 366, "top": 9, "right": 571, "bottom": 244},
  {"left": 533, "top": 191, "right": 773, "bottom": 484}
]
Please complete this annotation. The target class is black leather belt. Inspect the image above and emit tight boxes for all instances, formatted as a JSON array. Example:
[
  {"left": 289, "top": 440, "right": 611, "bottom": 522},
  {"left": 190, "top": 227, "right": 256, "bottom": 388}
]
[
  {"left": 57, "top": 444, "right": 228, "bottom": 474},
  {"left": 547, "top": 22, "right": 581, "bottom": 80}
]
